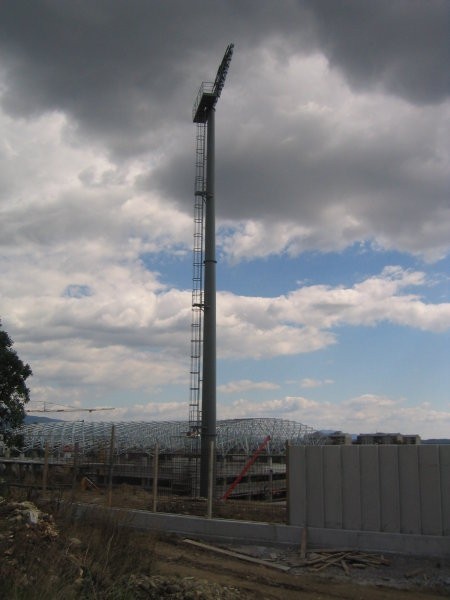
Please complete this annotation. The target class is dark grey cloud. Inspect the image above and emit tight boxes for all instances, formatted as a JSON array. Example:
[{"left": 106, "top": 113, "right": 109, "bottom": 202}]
[
  {"left": 305, "top": 0, "right": 450, "bottom": 105},
  {"left": 153, "top": 85, "right": 449, "bottom": 258},
  {"left": 1, "top": 1, "right": 448, "bottom": 260},
  {"left": 0, "top": 0, "right": 447, "bottom": 160},
  {"left": 0, "top": 1, "right": 310, "bottom": 158}
]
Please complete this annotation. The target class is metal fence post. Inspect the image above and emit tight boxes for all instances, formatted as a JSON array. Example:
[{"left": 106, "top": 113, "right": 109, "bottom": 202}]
[
  {"left": 42, "top": 442, "right": 49, "bottom": 493},
  {"left": 207, "top": 440, "right": 214, "bottom": 519},
  {"left": 107, "top": 424, "right": 115, "bottom": 507},
  {"left": 152, "top": 443, "right": 159, "bottom": 512},
  {"left": 285, "top": 440, "right": 290, "bottom": 525},
  {"left": 71, "top": 442, "right": 79, "bottom": 502}
]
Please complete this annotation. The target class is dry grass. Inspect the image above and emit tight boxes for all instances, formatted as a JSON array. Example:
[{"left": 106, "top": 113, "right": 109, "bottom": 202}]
[
  {"left": 0, "top": 490, "right": 159, "bottom": 599},
  {"left": 69, "top": 484, "right": 286, "bottom": 523},
  {"left": 0, "top": 481, "right": 284, "bottom": 599}
]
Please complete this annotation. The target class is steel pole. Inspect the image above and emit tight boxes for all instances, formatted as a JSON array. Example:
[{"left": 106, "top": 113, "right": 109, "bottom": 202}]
[
  {"left": 200, "top": 108, "right": 216, "bottom": 497},
  {"left": 152, "top": 443, "right": 159, "bottom": 512}
]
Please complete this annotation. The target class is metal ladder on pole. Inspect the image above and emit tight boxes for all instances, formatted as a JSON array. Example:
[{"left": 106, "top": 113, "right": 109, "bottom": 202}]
[{"left": 189, "top": 122, "right": 207, "bottom": 441}]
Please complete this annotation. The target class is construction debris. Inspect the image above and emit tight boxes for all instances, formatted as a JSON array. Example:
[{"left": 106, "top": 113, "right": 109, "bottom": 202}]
[
  {"left": 127, "top": 574, "right": 241, "bottom": 599},
  {"left": 0, "top": 497, "right": 58, "bottom": 538},
  {"left": 300, "top": 549, "right": 390, "bottom": 572},
  {"left": 293, "top": 528, "right": 389, "bottom": 574},
  {"left": 183, "top": 538, "right": 393, "bottom": 578},
  {"left": 183, "top": 538, "right": 291, "bottom": 572}
]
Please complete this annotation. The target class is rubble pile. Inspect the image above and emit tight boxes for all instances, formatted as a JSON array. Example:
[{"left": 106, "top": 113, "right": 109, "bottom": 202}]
[
  {"left": 128, "top": 574, "right": 241, "bottom": 599},
  {"left": 0, "top": 496, "right": 76, "bottom": 594}
]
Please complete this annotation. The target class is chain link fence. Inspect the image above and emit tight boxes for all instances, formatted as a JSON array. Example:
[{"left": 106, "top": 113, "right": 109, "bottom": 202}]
[
  {"left": 0, "top": 436, "right": 287, "bottom": 523},
  {"left": 1, "top": 418, "right": 324, "bottom": 522}
]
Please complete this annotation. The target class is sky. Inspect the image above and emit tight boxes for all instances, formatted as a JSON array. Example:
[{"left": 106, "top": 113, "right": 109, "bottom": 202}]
[{"left": 0, "top": 1, "right": 449, "bottom": 438}]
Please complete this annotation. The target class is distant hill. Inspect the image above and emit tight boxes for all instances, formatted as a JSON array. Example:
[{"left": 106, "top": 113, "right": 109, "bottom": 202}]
[{"left": 422, "top": 438, "right": 450, "bottom": 444}]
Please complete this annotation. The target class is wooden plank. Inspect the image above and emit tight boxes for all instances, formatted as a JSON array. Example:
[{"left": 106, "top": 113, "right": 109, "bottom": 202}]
[
  {"left": 313, "top": 552, "right": 351, "bottom": 571},
  {"left": 341, "top": 559, "right": 350, "bottom": 575},
  {"left": 182, "top": 539, "right": 291, "bottom": 572}
]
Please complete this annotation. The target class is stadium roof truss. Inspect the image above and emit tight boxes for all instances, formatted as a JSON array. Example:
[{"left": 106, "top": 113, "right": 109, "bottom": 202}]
[{"left": 19, "top": 418, "right": 323, "bottom": 456}]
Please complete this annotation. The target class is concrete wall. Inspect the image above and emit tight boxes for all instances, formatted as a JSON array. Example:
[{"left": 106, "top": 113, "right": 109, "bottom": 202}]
[
  {"left": 72, "top": 503, "right": 450, "bottom": 558},
  {"left": 288, "top": 445, "right": 450, "bottom": 537}
]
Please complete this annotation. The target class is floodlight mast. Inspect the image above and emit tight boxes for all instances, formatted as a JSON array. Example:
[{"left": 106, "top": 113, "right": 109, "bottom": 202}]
[
  {"left": 192, "top": 44, "right": 234, "bottom": 497},
  {"left": 192, "top": 43, "right": 234, "bottom": 125}
]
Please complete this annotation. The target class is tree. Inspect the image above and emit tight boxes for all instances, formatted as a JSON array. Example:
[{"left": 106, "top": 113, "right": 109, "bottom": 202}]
[{"left": 0, "top": 320, "right": 32, "bottom": 445}]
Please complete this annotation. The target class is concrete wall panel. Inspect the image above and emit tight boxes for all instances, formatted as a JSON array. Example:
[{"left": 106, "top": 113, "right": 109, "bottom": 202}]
[
  {"left": 440, "top": 445, "right": 450, "bottom": 536},
  {"left": 341, "top": 445, "right": 361, "bottom": 531},
  {"left": 306, "top": 446, "right": 324, "bottom": 528},
  {"left": 398, "top": 446, "right": 421, "bottom": 534},
  {"left": 288, "top": 444, "right": 449, "bottom": 539},
  {"left": 379, "top": 446, "right": 400, "bottom": 533},
  {"left": 287, "top": 445, "right": 305, "bottom": 527},
  {"left": 360, "top": 446, "right": 381, "bottom": 532},
  {"left": 323, "top": 446, "right": 342, "bottom": 529},
  {"left": 419, "top": 445, "right": 443, "bottom": 535}
]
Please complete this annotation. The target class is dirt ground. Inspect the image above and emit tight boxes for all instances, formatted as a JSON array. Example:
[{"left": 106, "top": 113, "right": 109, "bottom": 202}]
[
  {"left": 102, "top": 488, "right": 450, "bottom": 598},
  {"left": 154, "top": 537, "right": 450, "bottom": 600},
  {"left": 1, "top": 487, "right": 449, "bottom": 599},
  {"left": 75, "top": 487, "right": 450, "bottom": 598}
]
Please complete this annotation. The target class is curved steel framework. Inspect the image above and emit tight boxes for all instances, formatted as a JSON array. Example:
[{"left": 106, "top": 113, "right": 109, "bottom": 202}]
[{"left": 19, "top": 418, "right": 322, "bottom": 455}]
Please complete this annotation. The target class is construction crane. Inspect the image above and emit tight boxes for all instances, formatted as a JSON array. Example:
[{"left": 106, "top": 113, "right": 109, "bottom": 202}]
[{"left": 27, "top": 402, "right": 115, "bottom": 414}]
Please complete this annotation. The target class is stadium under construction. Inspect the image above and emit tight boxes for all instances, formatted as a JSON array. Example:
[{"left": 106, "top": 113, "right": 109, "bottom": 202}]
[
  {"left": 9, "top": 418, "right": 322, "bottom": 500},
  {"left": 19, "top": 418, "right": 319, "bottom": 456}
]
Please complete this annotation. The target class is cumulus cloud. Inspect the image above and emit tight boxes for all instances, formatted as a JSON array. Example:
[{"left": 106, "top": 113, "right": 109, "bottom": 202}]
[
  {"left": 27, "top": 400, "right": 189, "bottom": 423},
  {"left": 160, "top": 47, "right": 450, "bottom": 262},
  {"left": 300, "top": 378, "right": 334, "bottom": 389},
  {"left": 113, "top": 401, "right": 189, "bottom": 422},
  {"left": 219, "top": 393, "right": 450, "bottom": 439},
  {"left": 4, "top": 258, "right": 449, "bottom": 410},
  {"left": 217, "top": 267, "right": 450, "bottom": 358},
  {"left": 218, "top": 380, "right": 280, "bottom": 394},
  {"left": 0, "top": 2, "right": 448, "bottom": 423}
]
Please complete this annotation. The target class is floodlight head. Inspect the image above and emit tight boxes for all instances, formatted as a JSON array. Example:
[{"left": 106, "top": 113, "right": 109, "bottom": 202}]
[
  {"left": 212, "top": 43, "right": 234, "bottom": 100},
  {"left": 192, "top": 43, "right": 234, "bottom": 123}
]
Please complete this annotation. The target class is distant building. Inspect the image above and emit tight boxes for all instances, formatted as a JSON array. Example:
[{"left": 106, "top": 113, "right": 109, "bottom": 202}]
[
  {"left": 402, "top": 434, "right": 421, "bottom": 445},
  {"left": 324, "top": 431, "right": 352, "bottom": 445},
  {"left": 356, "top": 432, "right": 421, "bottom": 445}
]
